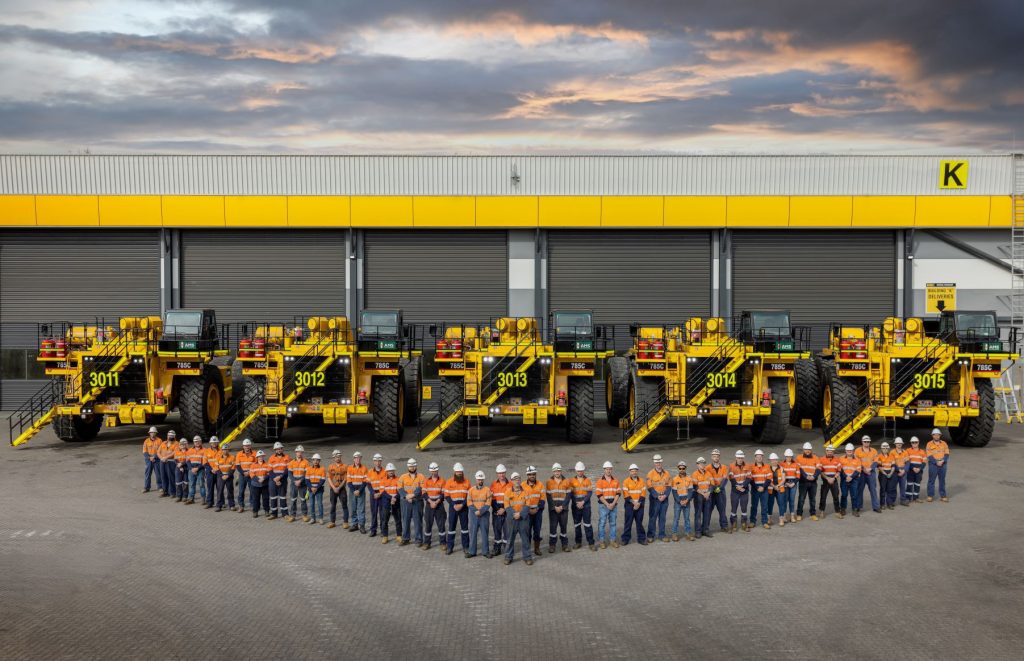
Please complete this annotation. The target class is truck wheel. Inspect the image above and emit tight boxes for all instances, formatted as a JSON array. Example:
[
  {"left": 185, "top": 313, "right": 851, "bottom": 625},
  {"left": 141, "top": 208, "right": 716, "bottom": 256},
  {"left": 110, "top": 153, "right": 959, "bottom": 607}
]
[
  {"left": 179, "top": 365, "right": 223, "bottom": 441},
  {"left": 402, "top": 357, "right": 423, "bottom": 427},
  {"left": 790, "top": 358, "right": 821, "bottom": 426},
  {"left": 53, "top": 414, "right": 101, "bottom": 442},
  {"left": 821, "top": 361, "right": 861, "bottom": 441},
  {"left": 951, "top": 379, "right": 995, "bottom": 447},
  {"left": 605, "top": 356, "right": 631, "bottom": 426},
  {"left": 567, "top": 377, "right": 594, "bottom": 444},
  {"left": 751, "top": 378, "right": 789, "bottom": 445},
  {"left": 372, "top": 376, "right": 404, "bottom": 443},
  {"left": 440, "top": 377, "right": 467, "bottom": 443},
  {"left": 631, "top": 374, "right": 662, "bottom": 421}
]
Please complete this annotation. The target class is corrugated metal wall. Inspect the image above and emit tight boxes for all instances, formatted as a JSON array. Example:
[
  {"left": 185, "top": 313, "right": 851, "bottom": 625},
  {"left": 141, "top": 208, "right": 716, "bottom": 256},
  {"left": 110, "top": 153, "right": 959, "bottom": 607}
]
[
  {"left": 731, "top": 231, "right": 896, "bottom": 348},
  {"left": 0, "top": 155, "right": 1011, "bottom": 195},
  {"left": 363, "top": 231, "right": 507, "bottom": 322},
  {"left": 181, "top": 231, "right": 346, "bottom": 322}
]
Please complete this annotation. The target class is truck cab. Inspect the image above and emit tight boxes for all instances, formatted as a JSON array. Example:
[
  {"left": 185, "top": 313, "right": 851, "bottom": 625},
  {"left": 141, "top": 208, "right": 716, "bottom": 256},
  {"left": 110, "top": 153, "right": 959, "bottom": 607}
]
[
  {"left": 551, "top": 309, "right": 599, "bottom": 352},
  {"left": 159, "top": 309, "right": 220, "bottom": 352},
  {"left": 939, "top": 310, "right": 1003, "bottom": 352},
  {"left": 737, "top": 309, "right": 797, "bottom": 352},
  {"left": 357, "top": 309, "right": 406, "bottom": 352}
]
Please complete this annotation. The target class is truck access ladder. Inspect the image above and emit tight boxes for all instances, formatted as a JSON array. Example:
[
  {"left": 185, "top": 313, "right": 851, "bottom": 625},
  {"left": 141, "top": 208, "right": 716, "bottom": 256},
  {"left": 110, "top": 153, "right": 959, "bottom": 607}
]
[
  {"left": 279, "top": 335, "right": 336, "bottom": 406},
  {"left": 214, "top": 377, "right": 268, "bottom": 447},
  {"left": 682, "top": 333, "right": 749, "bottom": 408},
  {"left": 620, "top": 386, "right": 672, "bottom": 452}
]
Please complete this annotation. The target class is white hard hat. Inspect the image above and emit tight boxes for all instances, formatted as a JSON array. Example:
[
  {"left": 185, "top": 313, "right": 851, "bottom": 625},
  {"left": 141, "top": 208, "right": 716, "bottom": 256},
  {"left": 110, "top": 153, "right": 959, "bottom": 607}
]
[
  {"left": 825, "top": 446, "right": 835, "bottom": 452},
  {"left": 526, "top": 466, "right": 537, "bottom": 474},
  {"left": 552, "top": 462, "right": 562, "bottom": 471},
  {"left": 453, "top": 462, "right": 464, "bottom": 472},
  {"left": 407, "top": 458, "right": 417, "bottom": 467},
  {"left": 332, "top": 449, "right": 342, "bottom": 456},
  {"left": 768, "top": 453, "right": 779, "bottom": 460},
  {"left": 510, "top": 472, "right": 521, "bottom": 479},
  {"left": 475, "top": 471, "right": 486, "bottom": 480},
  {"left": 697, "top": 457, "right": 706, "bottom": 464},
  {"left": 845, "top": 443, "right": 855, "bottom": 451},
  {"left": 931, "top": 428, "right": 941, "bottom": 435},
  {"left": 193, "top": 435, "right": 202, "bottom": 442},
  {"left": 677, "top": 460, "right": 686, "bottom": 467},
  {"left": 167, "top": 430, "right": 176, "bottom": 437},
  {"left": 295, "top": 445, "right": 305, "bottom": 452},
  {"left": 711, "top": 449, "right": 721, "bottom": 455},
  {"left": 242, "top": 438, "right": 252, "bottom": 446},
  {"left": 575, "top": 461, "right": 586, "bottom": 471},
  {"left": 602, "top": 461, "right": 614, "bottom": 469},
  {"left": 894, "top": 437, "right": 904, "bottom": 445},
  {"left": 256, "top": 450, "right": 266, "bottom": 457},
  {"left": 861, "top": 435, "right": 871, "bottom": 442},
  {"left": 385, "top": 463, "right": 395, "bottom": 471},
  {"left": 496, "top": 464, "right": 507, "bottom": 473},
  {"left": 910, "top": 436, "right": 920, "bottom": 443},
  {"left": 881, "top": 442, "right": 890, "bottom": 449},
  {"left": 802, "top": 442, "right": 813, "bottom": 450},
  {"left": 784, "top": 449, "right": 794, "bottom": 457},
  {"left": 273, "top": 442, "right": 284, "bottom": 450},
  {"left": 353, "top": 451, "right": 362, "bottom": 458},
  {"left": 628, "top": 463, "right": 639, "bottom": 471},
  {"left": 312, "top": 454, "right": 321, "bottom": 461},
  {"left": 209, "top": 436, "right": 219, "bottom": 444},
  {"left": 429, "top": 462, "right": 439, "bottom": 471},
  {"left": 735, "top": 450, "right": 745, "bottom": 458},
  {"left": 149, "top": 426, "right": 158, "bottom": 433},
  {"left": 652, "top": 454, "right": 663, "bottom": 462},
  {"left": 372, "top": 453, "right": 383, "bottom": 461},
  {"left": 754, "top": 449, "right": 764, "bottom": 455}
]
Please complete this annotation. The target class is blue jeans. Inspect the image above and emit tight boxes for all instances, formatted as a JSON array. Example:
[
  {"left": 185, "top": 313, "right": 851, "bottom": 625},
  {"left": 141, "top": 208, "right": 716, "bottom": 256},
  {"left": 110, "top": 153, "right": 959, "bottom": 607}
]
[
  {"left": 348, "top": 485, "right": 367, "bottom": 527},
  {"left": 622, "top": 499, "right": 646, "bottom": 544},
  {"left": 711, "top": 488, "right": 729, "bottom": 530},
  {"left": 401, "top": 498, "right": 423, "bottom": 543},
  {"left": 860, "top": 469, "right": 880, "bottom": 510},
  {"left": 694, "top": 493, "right": 712, "bottom": 535},
  {"left": 840, "top": 475, "right": 859, "bottom": 511},
  {"left": 597, "top": 504, "right": 617, "bottom": 543},
  {"left": 309, "top": 487, "right": 324, "bottom": 521},
  {"left": 504, "top": 515, "right": 532, "bottom": 562},
  {"left": 187, "top": 465, "right": 203, "bottom": 500},
  {"left": 774, "top": 490, "right": 788, "bottom": 518},
  {"left": 162, "top": 461, "right": 175, "bottom": 495},
  {"left": 927, "top": 459, "right": 948, "bottom": 498},
  {"left": 468, "top": 508, "right": 490, "bottom": 556},
  {"left": 647, "top": 496, "right": 669, "bottom": 540},
  {"left": 897, "top": 470, "right": 908, "bottom": 503},
  {"left": 144, "top": 455, "right": 156, "bottom": 490},
  {"left": 672, "top": 499, "right": 692, "bottom": 536},
  {"left": 782, "top": 482, "right": 797, "bottom": 516},
  {"left": 750, "top": 488, "right": 769, "bottom": 524},
  {"left": 236, "top": 470, "right": 250, "bottom": 510}
]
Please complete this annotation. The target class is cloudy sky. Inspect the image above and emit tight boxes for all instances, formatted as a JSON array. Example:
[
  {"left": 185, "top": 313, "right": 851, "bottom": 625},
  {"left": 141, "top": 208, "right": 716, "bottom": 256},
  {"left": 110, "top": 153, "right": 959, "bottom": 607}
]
[{"left": 0, "top": 0, "right": 1020, "bottom": 153}]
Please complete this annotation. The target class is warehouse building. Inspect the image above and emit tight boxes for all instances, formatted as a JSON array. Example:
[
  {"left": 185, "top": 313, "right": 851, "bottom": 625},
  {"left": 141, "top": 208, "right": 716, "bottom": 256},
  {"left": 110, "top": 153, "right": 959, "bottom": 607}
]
[{"left": 1, "top": 154, "right": 1020, "bottom": 408}]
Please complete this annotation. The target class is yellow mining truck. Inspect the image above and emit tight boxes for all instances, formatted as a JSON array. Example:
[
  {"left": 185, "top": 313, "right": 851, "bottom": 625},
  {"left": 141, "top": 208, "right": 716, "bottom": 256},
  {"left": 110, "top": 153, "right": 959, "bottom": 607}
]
[
  {"left": 816, "top": 310, "right": 1018, "bottom": 449},
  {"left": 416, "top": 311, "right": 613, "bottom": 448},
  {"left": 10, "top": 309, "right": 233, "bottom": 446},
  {"left": 608, "top": 310, "right": 812, "bottom": 452},
  {"left": 214, "top": 310, "right": 422, "bottom": 446}
]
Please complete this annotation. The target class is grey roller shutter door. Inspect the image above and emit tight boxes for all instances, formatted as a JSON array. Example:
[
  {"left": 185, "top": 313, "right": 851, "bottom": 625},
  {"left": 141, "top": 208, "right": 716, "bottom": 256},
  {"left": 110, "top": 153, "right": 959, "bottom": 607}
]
[
  {"left": 731, "top": 230, "right": 896, "bottom": 349},
  {"left": 181, "top": 231, "right": 346, "bottom": 323},
  {"left": 364, "top": 231, "right": 507, "bottom": 323},
  {"left": 1, "top": 229, "right": 159, "bottom": 407}
]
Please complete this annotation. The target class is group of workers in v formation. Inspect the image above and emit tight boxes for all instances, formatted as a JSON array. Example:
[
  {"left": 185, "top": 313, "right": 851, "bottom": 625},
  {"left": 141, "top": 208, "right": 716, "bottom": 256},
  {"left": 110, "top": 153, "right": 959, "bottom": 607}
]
[{"left": 142, "top": 428, "right": 952, "bottom": 566}]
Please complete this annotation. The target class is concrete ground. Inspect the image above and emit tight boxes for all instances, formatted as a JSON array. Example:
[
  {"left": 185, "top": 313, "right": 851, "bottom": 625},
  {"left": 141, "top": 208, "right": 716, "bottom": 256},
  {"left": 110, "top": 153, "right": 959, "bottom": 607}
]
[{"left": 2, "top": 413, "right": 1023, "bottom": 660}]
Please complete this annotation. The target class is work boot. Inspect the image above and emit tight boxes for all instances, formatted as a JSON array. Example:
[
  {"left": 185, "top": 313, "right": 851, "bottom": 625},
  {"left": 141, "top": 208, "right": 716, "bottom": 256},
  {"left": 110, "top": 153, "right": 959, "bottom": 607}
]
[
  {"left": 534, "top": 542, "right": 542, "bottom": 556},
  {"left": 253, "top": 512, "right": 259, "bottom": 518},
  {"left": 269, "top": 514, "right": 278, "bottom": 520},
  {"left": 525, "top": 559, "right": 534, "bottom": 566},
  {"left": 687, "top": 533, "right": 695, "bottom": 540},
  {"left": 811, "top": 514, "right": 818, "bottom": 521},
  {"left": 215, "top": 506, "right": 222, "bottom": 512},
  {"left": 465, "top": 552, "right": 474, "bottom": 558},
  {"left": 143, "top": 488, "right": 149, "bottom": 494},
  {"left": 763, "top": 523, "right": 770, "bottom": 530},
  {"left": 342, "top": 522, "right": 350, "bottom": 529},
  {"left": 853, "top": 510, "right": 860, "bottom": 517},
  {"left": 204, "top": 502, "right": 213, "bottom": 509},
  {"left": 778, "top": 520, "right": 785, "bottom": 527},
  {"left": 286, "top": 516, "right": 295, "bottom": 522},
  {"left": 671, "top": 534, "right": 680, "bottom": 542},
  {"left": 381, "top": 536, "right": 389, "bottom": 544},
  {"left": 177, "top": 496, "right": 184, "bottom": 502},
  {"left": 742, "top": 521, "right": 750, "bottom": 533},
  {"left": 790, "top": 514, "right": 797, "bottom": 523},
  {"left": 837, "top": 511, "right": 844, "bottom": 519},
  {"left": 940, "top": 497, "right": 948, "bottom": 503},
  {"left": 611, "top": 540, "right": 620, "bottom": 548},
  {"left": 901, "top": 501, "right": 909, "bottom": 507},
  {"left": 601, "top": 541, "right": 608, "bottom": 549},
  {"left": 926, "top": 496, "right": 933, "bottom": 502},
  {"left": 796, "top": 514, "right": 803, "bottom": 522},
  {"left": 327, "top": 522, "right": 336, "bottom": 529},
  {"left": 705, "top": 531, "right": 714, "bottom": 538},
  {"left": 445, "top": 547, "right": 453, "bottom": 555},
  {"left": 590, "top": 544, "right": 597, "bottom": 551},
  {"left": 399, "top": 539, "right": 409, "bottom": 546},
  {"left": 504, "top": 559, "right": 512, "bottom": 566},
  {"left": 303, "top": 516, "right": 311, "bottom": 523},
  {"left": 368, "top": 530, "right": 377, "bottom": 538},
  {"left": 549, "top": 544, "right": 556, "bottom": 554},
  {"left": 440, "top": 545, "right": 446, "bottom": 554},
  {"left": 562, "top": 545, "right": 571, "bottom": 553},
  {"left": 729, "top": 521, "right": 736, "bottom": 533},
  {"left": 574, "top": 542, "right": 582, "bottom": 550}
]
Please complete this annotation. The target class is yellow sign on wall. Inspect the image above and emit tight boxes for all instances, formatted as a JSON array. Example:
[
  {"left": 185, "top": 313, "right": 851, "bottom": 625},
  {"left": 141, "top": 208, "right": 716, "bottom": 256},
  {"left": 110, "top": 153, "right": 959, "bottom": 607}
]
[
  {"left": 926, "top": 282, "right": 956, "bottom": 313},
  {"left": 939, "top": 160, "right": 968, "bottom": 189}
]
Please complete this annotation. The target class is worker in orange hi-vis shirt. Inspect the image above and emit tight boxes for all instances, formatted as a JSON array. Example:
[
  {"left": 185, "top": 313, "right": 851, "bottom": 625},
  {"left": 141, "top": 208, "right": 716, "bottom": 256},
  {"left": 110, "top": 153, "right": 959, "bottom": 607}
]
[
  {"left": 174, "top": 438, "right": 189, "bottom": 502},
  {"left": 728, "top": 450, "right": 752, "bottom": 533},
  {"left": 203, "top": 437, "right": 220, "bottom": 508},
  {"left": 546, "top": 463, "right": 573, "bottom": 553},
  {"left": 347, "top": 451, "right": 369, "bottom": 533},
  {"left": 904, "top": 437, "right": 927, "bottom": 503},
  {"left": 892, "top": 437, "right": 910, "bottom": 506},
  {"left": 570, "top": 461, "right": 596, "bottom": 551},
  {"left": 422, "top": 462, "right": 447, "bottom": 551},
  {"left": 326, "top": 450, "right": 348, "bottom": 529},
  {"left": 749, "top": 450, "right": 773, "bottom": 528},
  {"left": 185, "top": 435, "right": 205, "bottom": 505},
  {"left": 838, "top": 443, "right": 862, "bottom": 517},
  {"left": 489, "top": 465, "right": 511, "bottom": 555},
  {"left": 621, "top": 464, "right": 647, "bottom": 546},
  {"left": 159, "top": 431, "right": 178, "bottom": 499},
  {"left": 367, "top": 453, "right": 387, "bottom": 537},
  {"left": 855, "top": 435, "right": 881, "bottom": 513},
  {"left": 267, "top": 442, "right": 289, "bottom": 520},
  {"left": 595, "top": 462, "right": 620, "bottom": 549},
  {"left": 691, "top": 458, "right": 713, "bottom": 538},
  {"left": 645, "top": 454, "right": 671, "bottom": 543},
  {"left": 249, "top": 451, "right": 271, "bottom": 518},
  {"left": 214, "top": 442, "right": 236, "bottom": 512},
  {"left": 234, "top": 439, "right": 256, "bottom": 512},
  {"left": 467, "top": 471, "right": 492, "bottom": 559},
  {"left": 671, "top": 460, "right": 694, "bottom": 541},
  {"left": 926, "top": 429, "right": 951, "bottom": 502},
  {"left": 445, "top": 463, "right": 471, "bottom": 555},
  {"left": 522, "top": 467, "right": 547, "bottom": 556},
  {"left": 398, "top": 458, "right": 425, "bottom": 547},
  {"left": 877, "top": 442, "right": 899, "bottom": 509},
  {"left": 379, "top": 464, "right": 400, "bottom": 544},
  {"left": 767, "top": 453, "right": 787, "bottom": 527},
  {"left": 795, "top": 442, "right": 821, "bottom": 521},
  {"left": 706, "top": 449, "right": 730, "bottom": 533},
  {"left": 817, "top": 445, "right": 843, "bottom": 518},
  {"left": 778, "top": 448, "right": 800, "bottom": 523},
  {"left": 142, "top": 426, "right": 162, "bottom": 494},
  {"left": 503, "top": 473, "right": 534, "bottom": 566},
  {"left": 286, "top": 445, "right": 310, "bottom": 523},
  {"left": 306, "top": 455, "right": 328, "bottom": 525}
]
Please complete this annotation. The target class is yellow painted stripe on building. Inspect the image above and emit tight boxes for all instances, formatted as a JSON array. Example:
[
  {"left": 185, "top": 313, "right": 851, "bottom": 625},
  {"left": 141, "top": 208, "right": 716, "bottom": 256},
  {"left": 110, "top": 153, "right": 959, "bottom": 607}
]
[{"left": 0, "top": 194, "right": 1010, "bottom": 229}]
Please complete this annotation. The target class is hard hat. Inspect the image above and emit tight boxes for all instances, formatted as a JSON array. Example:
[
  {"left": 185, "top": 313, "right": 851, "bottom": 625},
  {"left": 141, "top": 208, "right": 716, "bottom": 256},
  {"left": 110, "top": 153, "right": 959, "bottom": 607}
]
[
  {"left": 167, "top": 430, "right": 176, "bottom": 437},
  {"left": 510, "top": 472, "right": 521, "bottom": 479},
  {"left": 845, "top": 443, "right": 855, "bottom": 451},
  {"left": 802, "top": 442, "right": 813, "bottom": 450},
  {"left": 429, "top": 462, "right": 439, "bottom": 471},
  {"left": 754, "top": 449, "right": 764, "bottom": 455},
  {"left": 652, "top": 454, "right": 663, "bottom": 462},
  {"left": 496, "top": 464, "right": 507, "bottom": 473},
  {"left": 332, "top": 449, "right": 341, "bottom": 456},
  {"left": 768, "top": 453, "right": 779, "bottom": 460},
  {"left": 256, "top": 450, "right": 266, "bottom": 457},
  {"left": 825, "top": 446, "right": 835, "bottom": 453},
  {"left": 209, "top": 436, "right": 219, "bottom": 444},
  {"left": 179, "top": 438, "right": 187, "bottom": 444},
  {"left": 575, "top": 461, "right": 586, "bottom": 472},
  {"left": 148, "top": 426, "right": 158, "bottom": 433},
  {"left": 711, "top": 449, "right": 721, "bottom": 455},
  {"left": 353, "top": 451, "right": 362, "bottom": 458},
  {"left": 931, "top": 428, "right": 941, "bottom": 435},
  {"left": 894, "top": 437, "right": 904, "bottom": 445},
  {"left": 910, "top": 436, "right": 920, "bottom": 443},
  {"left": 861, "top": 435, "right": 871, "bottom": 442},
  {"left": 475, "top": 471, "right": 486, "bottom": 480},
  {"left": 312, "top": 453, "right": 321, "bottom": 461},
  {"left": 193, "top": 435, "right": 202, "bottom": 442},
  {"left": 273, "top": 442, "right": 284, "bottom": 450},
  {"left": 735, "top": 450, "right": 745, "bottom": 458},
  {"left": 881, "top": 442, "right": 890, "bottom": 449},
  {"left": 385, "top": 463, "right": 395, "bottom": 471},
  {"left": 407, "top": 458, "right": 417, "bottom": 467},
  {"left": 242, "top": 438, "right": 252, "bottom": 446},
  {"left": 372, "top": 453, "right": 383, "bottom": 461},
  {"left": 526, "top": 466, "right": 537, "bottom": 474},
  {"left": 677, "top": 460, "right": 686, "bottom": 467},
  {"left": 784, "top": 449, "right": 794, "bottom": 457},
  {"left": 602, "top": 461, "right": 614, "bottom": 469},
  {"left": 697, "top": 457, "right": 706, "bottom": 464},
  {"left": 551, "top": 462, "right": 562, "bottom": 471},
  {"left": 295, "top": 445, "right": 305, "bottom": 452},
  {"left": 628, "top": 463, "right": 639, "bottom": 471},
  {"left": 453, "top": 462, "right": 464, "bottom": 472}
]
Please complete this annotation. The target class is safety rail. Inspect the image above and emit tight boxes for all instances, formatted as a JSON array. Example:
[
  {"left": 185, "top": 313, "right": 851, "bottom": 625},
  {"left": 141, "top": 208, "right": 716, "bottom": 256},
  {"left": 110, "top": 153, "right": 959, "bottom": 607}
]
[
  {"left": 478, "top": 331, "right": 540, "bottom": 404},
  {"left": 8, "top": 379, "right": 63, "bottom": 446},
  {"left": 213, "top": 378, "right": 266, "bottom": 447},
  {"left": 277, "top": 333, "right": 338, "bottom": 405},
  {"left": 683, "top": 333, "right": 749, "bottom": 405},
  {"left": 65, "top": 330, "right": 134, "bottom": 402}
]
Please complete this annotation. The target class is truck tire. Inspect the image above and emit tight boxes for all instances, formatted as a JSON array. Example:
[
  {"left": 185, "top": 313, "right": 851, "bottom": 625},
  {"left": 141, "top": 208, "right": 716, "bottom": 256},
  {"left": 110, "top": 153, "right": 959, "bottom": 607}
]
[
  {"left": 605, "top": 356, "right": 631, "bottom": 426},
  {"left": 751, "top": 378, "right": 789, "bottom": 445},
  {"left": 631, "top": 374, "right": 662, "bottom": 421},
  {"left": 372, "top": 376, "right": 404, "bottom": 443},
  {"left": 950, "top": 379, "right": 995, "bottom": 447},
  {"left": 179, "top": 365, "right": 223, "bottom": 441},
  {"left": 402, "top": 357, "right": 423, "bottom": 427},
  {"left": 567, "top": 377, "right": 594, "bottom": 443},
  {"left": 790, "top": 358, "right": 821, "bottom": 426},
  {"left": 440, "top": 377, "right": 467, "bottom": 443},
  {"left": 53, "top": 414, "right": 102, "bottom": 442},
  {"left": 821, "top": 361, "right": 861, "bottom": 442}
]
